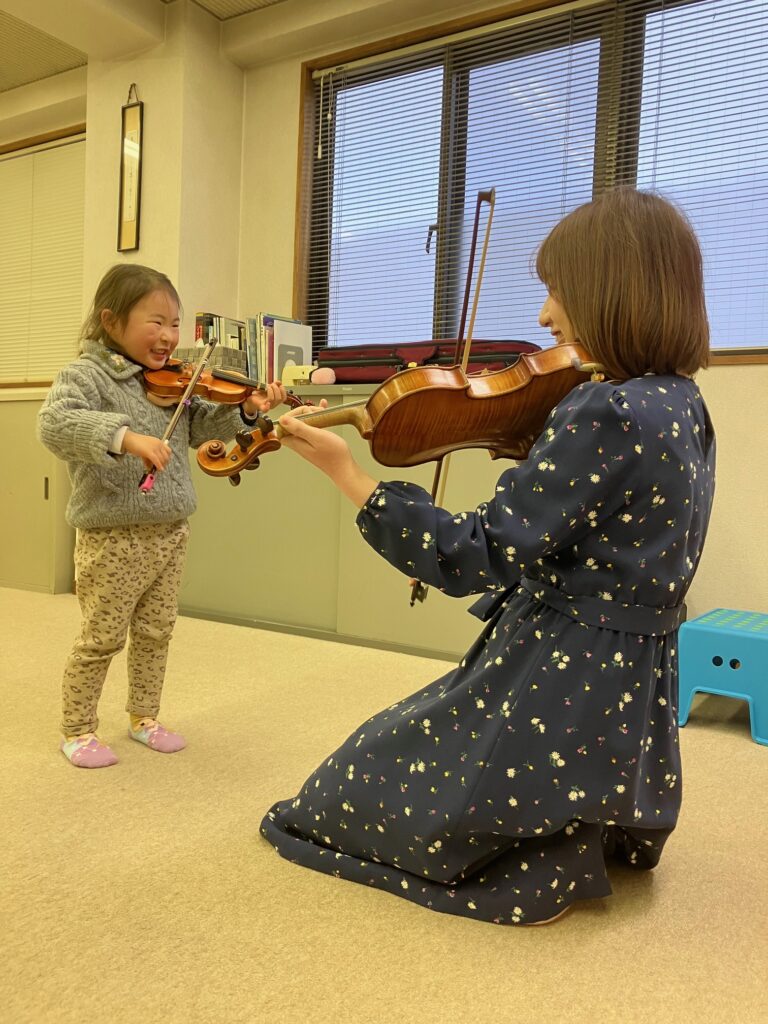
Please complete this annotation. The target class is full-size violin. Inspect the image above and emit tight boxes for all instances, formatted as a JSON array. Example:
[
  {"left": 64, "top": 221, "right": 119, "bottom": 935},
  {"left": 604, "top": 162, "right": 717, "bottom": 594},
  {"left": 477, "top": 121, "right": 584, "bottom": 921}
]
[{"left": 195, "top": 341, "right": 601, "bottom": 485}]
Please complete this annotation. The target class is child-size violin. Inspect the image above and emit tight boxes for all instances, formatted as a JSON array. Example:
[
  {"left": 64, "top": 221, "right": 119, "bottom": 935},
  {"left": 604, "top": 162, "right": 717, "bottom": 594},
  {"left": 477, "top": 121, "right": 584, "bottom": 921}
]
[
  {"left": 143, "top": 360, "right": 265, "bottom": 407},
  {"left": 142, "top": 360, "right": 306, "bottom": 409}
]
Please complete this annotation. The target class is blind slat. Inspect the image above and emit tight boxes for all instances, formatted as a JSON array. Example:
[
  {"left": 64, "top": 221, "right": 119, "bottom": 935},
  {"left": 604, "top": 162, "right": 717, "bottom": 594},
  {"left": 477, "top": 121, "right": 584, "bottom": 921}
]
[
  {"left": 0, "top": 140, "right": 85, "bottom": 382},
  {"left": 307, "top": 0, "right": 768, "bottom": 352}
]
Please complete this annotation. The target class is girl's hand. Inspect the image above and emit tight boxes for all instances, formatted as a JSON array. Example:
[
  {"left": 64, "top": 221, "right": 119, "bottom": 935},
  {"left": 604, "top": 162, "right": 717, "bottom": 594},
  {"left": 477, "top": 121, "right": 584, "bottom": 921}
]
[
  {"left": 122, "top": 430, "right": 171, "bottom": 471},
  {"left": 242, "top": 381, "right": 288, "bottom": 417}
]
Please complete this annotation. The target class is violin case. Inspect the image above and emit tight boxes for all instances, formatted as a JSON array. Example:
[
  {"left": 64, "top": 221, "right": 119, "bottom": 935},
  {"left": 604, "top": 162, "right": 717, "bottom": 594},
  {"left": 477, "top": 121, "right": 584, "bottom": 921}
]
[{"left": 315, "top": 339, "right": 540, "bottom": 384}]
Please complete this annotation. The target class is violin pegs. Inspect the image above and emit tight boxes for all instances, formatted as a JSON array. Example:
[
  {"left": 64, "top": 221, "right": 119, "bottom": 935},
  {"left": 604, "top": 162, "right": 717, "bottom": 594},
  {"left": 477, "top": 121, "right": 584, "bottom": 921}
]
[
  {"left": 235, "top": 430, "right": 253, "bottom": 452},
  {"left": 228, "top": 473, "right": 241, "bottom": 487}
]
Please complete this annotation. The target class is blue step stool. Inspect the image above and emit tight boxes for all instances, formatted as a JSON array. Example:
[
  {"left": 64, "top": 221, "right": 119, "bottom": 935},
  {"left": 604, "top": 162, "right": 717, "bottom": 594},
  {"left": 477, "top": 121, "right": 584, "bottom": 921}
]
[{"left": 678, "top": 608, "right": 768, "bottom": 745}]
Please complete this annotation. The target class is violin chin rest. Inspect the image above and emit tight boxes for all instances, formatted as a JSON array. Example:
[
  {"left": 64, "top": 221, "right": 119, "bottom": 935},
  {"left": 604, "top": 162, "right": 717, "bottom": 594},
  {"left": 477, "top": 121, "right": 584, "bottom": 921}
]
[{"left": 145, "top": 392, "right": 178, "bottom": 408}]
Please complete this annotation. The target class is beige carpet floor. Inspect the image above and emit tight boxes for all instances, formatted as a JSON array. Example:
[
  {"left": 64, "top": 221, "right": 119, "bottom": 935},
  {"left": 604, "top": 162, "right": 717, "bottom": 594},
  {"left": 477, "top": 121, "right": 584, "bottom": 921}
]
[{"left": 1, "top": 587, "right": 766, "bottom": 1024}]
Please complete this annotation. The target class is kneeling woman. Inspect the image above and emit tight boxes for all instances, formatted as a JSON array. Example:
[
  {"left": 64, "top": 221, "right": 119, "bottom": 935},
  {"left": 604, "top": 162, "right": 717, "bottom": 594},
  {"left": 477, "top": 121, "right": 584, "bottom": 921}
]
[{"left": 260, "top": 189, "right": 715, "bottom": 926}]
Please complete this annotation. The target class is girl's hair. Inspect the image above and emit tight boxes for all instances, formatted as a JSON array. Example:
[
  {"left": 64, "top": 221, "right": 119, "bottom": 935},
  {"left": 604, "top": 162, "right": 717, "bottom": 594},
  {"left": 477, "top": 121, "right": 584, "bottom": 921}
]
[
  {"left": 536, "top": 188, "right": 710, "bottom": 378},
  {"left": 80, "top": 263, "right": 182, "bottom": 351}
]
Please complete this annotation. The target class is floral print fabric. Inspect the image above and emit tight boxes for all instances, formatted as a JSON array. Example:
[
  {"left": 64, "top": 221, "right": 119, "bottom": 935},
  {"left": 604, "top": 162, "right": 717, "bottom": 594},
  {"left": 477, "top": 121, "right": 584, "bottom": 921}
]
[{"left": 261, "top": 376, "right": 715, "bottom": 924}]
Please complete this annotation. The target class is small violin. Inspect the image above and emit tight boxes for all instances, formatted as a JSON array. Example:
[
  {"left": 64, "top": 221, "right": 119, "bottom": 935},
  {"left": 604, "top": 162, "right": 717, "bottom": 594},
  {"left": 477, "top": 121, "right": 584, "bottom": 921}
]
[
  {"left": 143, "top": 359, "right": 307, "bottom": 410},
  {"left": 143, "top": 360, "right": 266, "bottom": 407}
]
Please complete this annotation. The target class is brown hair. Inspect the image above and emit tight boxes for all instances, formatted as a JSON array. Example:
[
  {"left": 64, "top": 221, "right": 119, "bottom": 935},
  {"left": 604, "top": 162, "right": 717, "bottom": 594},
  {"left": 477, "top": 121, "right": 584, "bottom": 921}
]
[
  {"left": 80, "top": 263, "right": 182, "bottom": 351},
  {"left": 536, "top": 188, "right": 710, "bottom": 378}
]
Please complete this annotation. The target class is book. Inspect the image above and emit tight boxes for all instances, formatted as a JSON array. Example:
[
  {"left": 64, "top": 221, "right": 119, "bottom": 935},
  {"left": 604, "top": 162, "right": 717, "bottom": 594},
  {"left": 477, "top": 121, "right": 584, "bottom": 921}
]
[
  {"left": 192, "top": 311, "right": 247, "bottom": 372},
  {"left": 273, "top": 319, "right": 312, "bottom": 379},
  {"left": 194, "top": 311, "right": 216, "bottom": 347},
  {"left": 257, "top": 312, "right": 310, "bottom": 381},
  {"left": 245, "top": 317, "right": 260, "bottom": 380}
]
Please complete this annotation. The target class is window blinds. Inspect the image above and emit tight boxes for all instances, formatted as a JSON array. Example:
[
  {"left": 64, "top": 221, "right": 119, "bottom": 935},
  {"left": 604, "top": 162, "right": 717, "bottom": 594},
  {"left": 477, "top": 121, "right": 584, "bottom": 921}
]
[
  {"left": 307, "top": 0, "right": 768, "bottom": 352},
  {"left": 0, "top": 138, "right": 85, "bottom": 383}
]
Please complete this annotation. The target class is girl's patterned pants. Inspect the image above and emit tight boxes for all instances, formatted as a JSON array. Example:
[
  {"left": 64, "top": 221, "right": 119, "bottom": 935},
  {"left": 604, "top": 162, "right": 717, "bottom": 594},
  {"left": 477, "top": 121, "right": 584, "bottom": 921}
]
[{"left": 61, "top": 520, "right": 190, "bottom": 736}]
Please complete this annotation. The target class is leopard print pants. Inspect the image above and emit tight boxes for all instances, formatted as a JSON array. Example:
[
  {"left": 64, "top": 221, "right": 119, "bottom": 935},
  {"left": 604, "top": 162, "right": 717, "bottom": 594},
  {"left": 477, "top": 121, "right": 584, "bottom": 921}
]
[{"left": 61, "top": 520, "right": 190, "bottom": 736}]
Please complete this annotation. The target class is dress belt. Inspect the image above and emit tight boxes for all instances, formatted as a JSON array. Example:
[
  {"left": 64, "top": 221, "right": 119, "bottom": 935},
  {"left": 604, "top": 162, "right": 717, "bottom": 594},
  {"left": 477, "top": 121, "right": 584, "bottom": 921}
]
[{"left": 519, "top": 576, "right": 686, "bottom": 636}]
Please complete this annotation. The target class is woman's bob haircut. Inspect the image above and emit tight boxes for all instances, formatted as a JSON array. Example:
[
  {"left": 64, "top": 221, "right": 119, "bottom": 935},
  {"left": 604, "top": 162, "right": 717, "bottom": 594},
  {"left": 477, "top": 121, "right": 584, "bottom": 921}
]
[{"left": 536, "top": 188, "right": 710, "bottom": 379}]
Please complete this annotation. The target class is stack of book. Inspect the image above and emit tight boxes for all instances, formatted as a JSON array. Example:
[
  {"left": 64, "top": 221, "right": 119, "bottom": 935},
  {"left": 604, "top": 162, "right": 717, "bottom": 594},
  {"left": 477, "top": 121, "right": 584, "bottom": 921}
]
[
  {"left": 245, "top": 312, "right": 312, "bottom": 383},
  {"left": 175, "top": 312, "right": 248, "bottom": 373}
]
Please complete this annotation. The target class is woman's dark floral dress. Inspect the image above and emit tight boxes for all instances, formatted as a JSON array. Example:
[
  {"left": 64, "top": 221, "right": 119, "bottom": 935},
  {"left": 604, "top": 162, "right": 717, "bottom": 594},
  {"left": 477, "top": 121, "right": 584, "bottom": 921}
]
[{"left": 261, "top": 376, "right": 716, "bottom": 924}]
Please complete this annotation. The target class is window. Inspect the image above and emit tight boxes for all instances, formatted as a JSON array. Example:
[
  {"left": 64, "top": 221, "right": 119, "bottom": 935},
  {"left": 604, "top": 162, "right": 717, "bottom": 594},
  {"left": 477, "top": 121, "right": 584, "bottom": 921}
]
[
  {"left": 635, "top": 0, "right": 768, "bottom": 349},
  {"left": 306, "top": 0, "right": 768, "bottom": 354},
  {"left": 0, "top": 138, "right": 85, "bottom": 383}
]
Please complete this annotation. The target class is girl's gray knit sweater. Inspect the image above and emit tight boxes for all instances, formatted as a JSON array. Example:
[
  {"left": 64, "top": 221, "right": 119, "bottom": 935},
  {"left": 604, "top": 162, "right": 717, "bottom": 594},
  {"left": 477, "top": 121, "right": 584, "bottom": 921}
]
[{"left": 37, "top": 341, "right": 246, "bottom": 528}]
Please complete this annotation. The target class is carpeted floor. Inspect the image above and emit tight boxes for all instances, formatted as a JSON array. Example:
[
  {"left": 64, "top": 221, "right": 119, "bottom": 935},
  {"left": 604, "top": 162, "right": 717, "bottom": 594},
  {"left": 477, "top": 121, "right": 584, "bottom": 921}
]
[{"left": 2, "top": 587, "right": 766, "bottom": 1024}]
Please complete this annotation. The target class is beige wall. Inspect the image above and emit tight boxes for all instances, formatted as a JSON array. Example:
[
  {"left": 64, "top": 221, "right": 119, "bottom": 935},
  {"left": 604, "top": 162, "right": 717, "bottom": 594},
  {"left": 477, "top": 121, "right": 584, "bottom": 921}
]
[
  {"left": 689, "top": 365, "right": 768, "bottom": 617},
  {"left": 236, "top": 17, "right": 768, "bottom": 619},
  {"left": 1, "top": 0, "right": 766, "bottom": 618},
  {"left": 0, "top": 67, "right": 86, "bottom": 145},
  {"left": 82, "top": 1, "right": 244, "bottom": 347}
]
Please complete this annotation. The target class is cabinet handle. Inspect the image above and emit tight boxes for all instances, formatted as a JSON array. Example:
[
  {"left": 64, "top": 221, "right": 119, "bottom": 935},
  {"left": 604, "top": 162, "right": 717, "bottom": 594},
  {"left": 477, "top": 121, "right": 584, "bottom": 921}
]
[{"left": 44, "top": 477, "right": 49, "bottom": 500}]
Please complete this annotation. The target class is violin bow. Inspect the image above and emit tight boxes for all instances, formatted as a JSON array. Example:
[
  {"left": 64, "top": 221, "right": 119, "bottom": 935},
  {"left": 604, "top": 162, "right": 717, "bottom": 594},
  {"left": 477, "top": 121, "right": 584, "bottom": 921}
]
[
  {"left": 138, "top": 337, "right": 219, "bottom": 493},
  {"left": 410, "top": 187, "right": 496, "bottom": 606}
]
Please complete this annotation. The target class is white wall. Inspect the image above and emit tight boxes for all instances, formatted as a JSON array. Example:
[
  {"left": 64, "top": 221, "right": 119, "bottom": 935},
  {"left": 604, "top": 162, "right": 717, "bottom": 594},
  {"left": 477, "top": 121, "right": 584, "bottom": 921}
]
[
  {"left": 0, "top": 67, "right": 86, "bottom": 146},
  {"left": 1, "top": 0, "right": 766, "bottom": 616},
  {"left": 690, "top": 365, "right": 768, "bottom": 617},
  {"left": 82, "top": 1, "right": 244, "bottom": 346}
]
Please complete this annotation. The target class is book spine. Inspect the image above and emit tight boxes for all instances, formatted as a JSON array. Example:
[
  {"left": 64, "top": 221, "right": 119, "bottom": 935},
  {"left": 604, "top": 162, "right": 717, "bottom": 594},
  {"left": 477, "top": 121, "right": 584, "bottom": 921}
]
[
  {"left": 246, "top": 317, "right": 259, "bottom": 379},
  {"left": 265, "top": 318, "right": 275, "bottom": 380}
]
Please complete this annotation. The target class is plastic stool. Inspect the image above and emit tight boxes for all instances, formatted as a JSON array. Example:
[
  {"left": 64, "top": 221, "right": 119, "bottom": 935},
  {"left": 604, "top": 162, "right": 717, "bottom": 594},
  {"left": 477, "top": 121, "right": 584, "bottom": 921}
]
[{"left": 678, "top": 608, "right": 768, "bottom": 745}]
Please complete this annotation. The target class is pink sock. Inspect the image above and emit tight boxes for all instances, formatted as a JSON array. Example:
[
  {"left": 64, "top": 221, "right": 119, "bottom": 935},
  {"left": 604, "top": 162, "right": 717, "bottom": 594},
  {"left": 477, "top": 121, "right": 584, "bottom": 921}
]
[
  {"left": 61, "top": 734, "right": 119, "bottom": 769},
  {"left": 129, "top": 719, "right": 186, "bottom": 754}
]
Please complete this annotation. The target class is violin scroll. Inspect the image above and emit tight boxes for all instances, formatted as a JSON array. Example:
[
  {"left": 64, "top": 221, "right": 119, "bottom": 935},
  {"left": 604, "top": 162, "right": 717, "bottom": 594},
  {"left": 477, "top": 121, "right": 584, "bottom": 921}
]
[{"left": 197, "top": 425, "right": 282, "bottom": 484}]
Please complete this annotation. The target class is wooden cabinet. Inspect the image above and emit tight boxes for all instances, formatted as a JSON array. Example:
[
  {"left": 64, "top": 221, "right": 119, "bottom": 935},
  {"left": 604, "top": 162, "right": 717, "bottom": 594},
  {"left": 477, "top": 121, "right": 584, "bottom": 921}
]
[
  {"left": 2, "top": 386, "right": 510, "bottom": 660},
  {"left": 180, "top": 384, "right": 510, "bottom": 661},
  {"left": 0, "top": 394, "right": 74, "bottom": 593}
]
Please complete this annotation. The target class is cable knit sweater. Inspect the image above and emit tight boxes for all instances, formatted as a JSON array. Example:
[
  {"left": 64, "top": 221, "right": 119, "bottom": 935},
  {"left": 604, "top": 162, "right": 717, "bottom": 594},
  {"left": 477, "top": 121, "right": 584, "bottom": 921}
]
[{"left": 37, "top": 340, "right": 247, "bottom": 528}]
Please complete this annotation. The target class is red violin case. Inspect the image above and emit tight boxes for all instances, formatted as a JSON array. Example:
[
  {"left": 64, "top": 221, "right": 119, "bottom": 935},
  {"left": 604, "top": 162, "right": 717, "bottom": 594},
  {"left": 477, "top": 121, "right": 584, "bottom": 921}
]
[{"left": 315, "top": 339, "right": 541, "bottom": 384}]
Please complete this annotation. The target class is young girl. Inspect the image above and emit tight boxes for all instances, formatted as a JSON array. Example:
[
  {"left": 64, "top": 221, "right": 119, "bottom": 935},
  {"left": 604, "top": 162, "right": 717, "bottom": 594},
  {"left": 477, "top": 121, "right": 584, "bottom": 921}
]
[
  {"left": 260, "top": 189, "right": 716, "bottom": 925},
  {"left": 38, "top": 264, "right": 286, "bottom": 769}
]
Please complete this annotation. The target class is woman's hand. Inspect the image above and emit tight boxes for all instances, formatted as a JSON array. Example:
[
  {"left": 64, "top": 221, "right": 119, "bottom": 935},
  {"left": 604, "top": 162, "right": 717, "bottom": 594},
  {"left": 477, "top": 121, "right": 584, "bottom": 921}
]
[
  {"left": 278, "top": 410, "right": 378, "bottom": 508},
  {"left": 242, "top": 381, "right": 288, "bottom": 417},
  {"left": 122, "top": 430, "right": 171, "bottom": 472},
  {"left": 278, "top": 408, "right": 352, "bottom": 474}
]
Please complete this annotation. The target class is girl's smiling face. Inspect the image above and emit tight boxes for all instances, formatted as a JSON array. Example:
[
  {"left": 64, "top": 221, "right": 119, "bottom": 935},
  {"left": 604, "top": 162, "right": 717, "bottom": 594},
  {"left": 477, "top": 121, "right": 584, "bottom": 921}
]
[
  {"left": 538, "top": 293, "right": 577, "bottom": 346},
  {"left": 102, "top": 288, "right": 180, "bottom": 369}
]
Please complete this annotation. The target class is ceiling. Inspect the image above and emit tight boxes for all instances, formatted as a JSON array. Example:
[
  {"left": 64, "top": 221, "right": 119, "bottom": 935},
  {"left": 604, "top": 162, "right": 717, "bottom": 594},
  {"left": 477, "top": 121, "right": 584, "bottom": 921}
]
[
  {"left": 0, "top": 0, "right": 290, "bottom": 94},
  {"left": 167, "top": 0, "right": 288, "bottom": 16}
]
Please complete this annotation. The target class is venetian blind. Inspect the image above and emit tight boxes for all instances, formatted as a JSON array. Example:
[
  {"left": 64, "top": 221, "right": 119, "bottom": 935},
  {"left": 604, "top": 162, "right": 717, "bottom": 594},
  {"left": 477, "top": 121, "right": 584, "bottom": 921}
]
[
  {"left": 306, "top": 0, "right": 768, "bottom": 353},
  {"left": 0, "top": 137, "right": 85, "bottom": 383}
]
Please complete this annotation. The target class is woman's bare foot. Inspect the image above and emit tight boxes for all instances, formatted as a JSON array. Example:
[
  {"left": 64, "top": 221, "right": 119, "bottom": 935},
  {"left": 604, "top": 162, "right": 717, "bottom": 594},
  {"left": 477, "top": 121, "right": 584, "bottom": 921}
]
[{"left": 524, "top": 905, "right": 574, "bottom": 926}]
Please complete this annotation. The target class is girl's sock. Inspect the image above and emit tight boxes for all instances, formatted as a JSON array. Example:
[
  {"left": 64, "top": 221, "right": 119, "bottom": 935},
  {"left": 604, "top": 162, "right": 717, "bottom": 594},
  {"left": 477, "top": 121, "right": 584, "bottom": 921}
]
[
  {"left": 129, "top": 716, "right": 186, "bottom": 753},
  {"left": 61, "top": 733, "right": 119, "bottom": 769}
]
